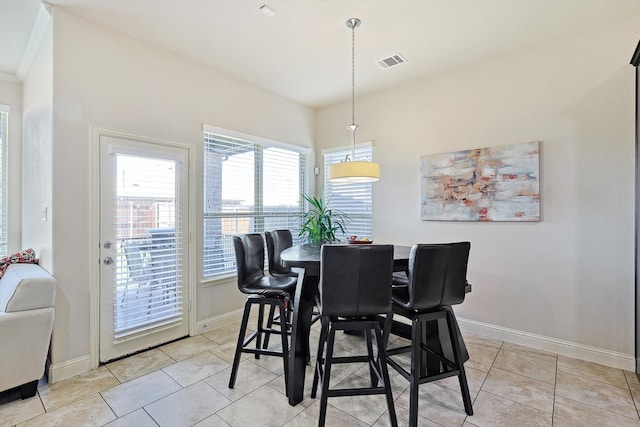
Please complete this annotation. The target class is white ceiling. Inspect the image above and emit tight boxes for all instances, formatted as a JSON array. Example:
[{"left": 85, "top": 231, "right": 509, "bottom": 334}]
[{"left": 2, "top": 0, "right": 639, "bottom": 108}]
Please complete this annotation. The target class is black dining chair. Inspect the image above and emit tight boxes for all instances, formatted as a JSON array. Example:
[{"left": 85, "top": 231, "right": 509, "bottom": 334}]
[
  {"left": 263, "top": 230, "right": 297, "bottom": 348},
  {"left": 311, "top": 244, "right": 398, "bottom": 427},
  {"left": 228, "top": 234, "right": 298, "bottom": 393},
  {"left": 385, "top": 242, "right": 473, "bottom": 427},
  {"left": 265, "top": 229, "right": 296, "bottom": 278},
  {"left": 264, "top": 229, "right": 320, "bottom": 350}
]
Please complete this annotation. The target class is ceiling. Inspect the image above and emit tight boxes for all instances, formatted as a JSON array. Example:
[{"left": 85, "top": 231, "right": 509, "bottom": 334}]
[{"left": 2, "top": 0, "right": 639, "bottom": 108}]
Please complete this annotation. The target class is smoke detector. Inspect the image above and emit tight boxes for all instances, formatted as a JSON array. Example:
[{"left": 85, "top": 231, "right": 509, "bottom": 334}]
[{"left": 376, "top": 53, "right": 407, "bottom": 69}]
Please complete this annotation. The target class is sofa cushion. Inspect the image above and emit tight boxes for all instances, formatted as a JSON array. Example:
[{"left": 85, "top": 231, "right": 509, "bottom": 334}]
[{"left": 0, "top": 264, "right": 56, "bottom": 313}]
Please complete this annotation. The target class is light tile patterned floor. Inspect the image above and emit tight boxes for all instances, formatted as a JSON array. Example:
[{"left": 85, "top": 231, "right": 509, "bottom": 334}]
[{"left": 2, "top": 321, "right": 640, "bottom": 427}]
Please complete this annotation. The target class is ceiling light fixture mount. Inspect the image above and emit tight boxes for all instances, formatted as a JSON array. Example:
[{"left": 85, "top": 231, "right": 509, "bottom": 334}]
[
  {"left": 259, "top": 5, "right": 276, "bottom": 17},
  {"left": 328, "top": 18, "right": 380, "bottom": 184}
]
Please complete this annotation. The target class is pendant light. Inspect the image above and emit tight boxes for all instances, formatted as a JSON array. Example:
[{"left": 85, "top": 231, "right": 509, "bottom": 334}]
[{"left": 328, "top": 18, "right": 380, "bottom": 183}]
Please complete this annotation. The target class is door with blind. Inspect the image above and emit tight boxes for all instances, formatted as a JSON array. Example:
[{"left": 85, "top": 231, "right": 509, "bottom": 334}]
[{"left": 99, "top": 136, "right": 189, "bottom": 363}]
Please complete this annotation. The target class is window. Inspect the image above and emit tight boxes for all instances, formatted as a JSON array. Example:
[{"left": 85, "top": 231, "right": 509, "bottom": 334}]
[
  {"left": 203, "top": 127, "right": 308, "bottom": 279},
  {"left": 0, "top": 105, "right": 8, "bottom": 257},
  {"left": 323, "top": 143, "right": 373, "bottom": 238}
]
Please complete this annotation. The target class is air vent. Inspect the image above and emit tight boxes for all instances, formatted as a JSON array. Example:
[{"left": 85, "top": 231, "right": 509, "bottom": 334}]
[{"left": 376, "top": 53, "right": 407, "bottom": 69}]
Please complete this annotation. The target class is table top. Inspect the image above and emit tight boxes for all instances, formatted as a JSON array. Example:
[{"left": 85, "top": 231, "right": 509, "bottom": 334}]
[{"left": 281, "top": 243, "right": 411, "bottom": 276}]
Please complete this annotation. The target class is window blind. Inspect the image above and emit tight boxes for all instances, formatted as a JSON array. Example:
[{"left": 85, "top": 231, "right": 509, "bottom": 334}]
[
  {"left": 114, "top": 154, "right": 184, "bottom": 336},
  {"left": 323, "top": 144, "right": 373, "bottom": 239},
  {"left": 0, "top": 107, "right": 8, "bottom": 257},
  {"left": 203, "top": 131, "right": 308, "bottom": 279}
]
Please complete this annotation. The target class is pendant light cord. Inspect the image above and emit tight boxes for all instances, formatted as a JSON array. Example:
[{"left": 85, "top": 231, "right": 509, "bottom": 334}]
[
  {"left": 329, "top": 18, "right": 380, "bottom": 183},
  {"left": 345, "top": 18, "right": 361, "bottom": 163},
  {"left": 349, "top": 19, "right": 358, "bottom": 162},
  {"left": 351, "top": 22, "right": 356, "bottom": 128}
]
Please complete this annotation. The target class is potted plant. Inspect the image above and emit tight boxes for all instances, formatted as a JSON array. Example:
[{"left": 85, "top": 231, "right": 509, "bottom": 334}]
[{"left": 299, "top": 194, "right": 349, "bottom": 243}]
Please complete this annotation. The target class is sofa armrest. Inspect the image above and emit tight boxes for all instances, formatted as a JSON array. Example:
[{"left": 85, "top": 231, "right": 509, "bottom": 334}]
[{"left": 0, "top": 264, "right": 56, "bottom": 313}]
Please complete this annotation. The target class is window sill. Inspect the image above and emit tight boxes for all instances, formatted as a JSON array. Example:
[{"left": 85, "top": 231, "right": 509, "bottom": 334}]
[{"left": 201, "top": 273, "right": 236, "bottom": 288}]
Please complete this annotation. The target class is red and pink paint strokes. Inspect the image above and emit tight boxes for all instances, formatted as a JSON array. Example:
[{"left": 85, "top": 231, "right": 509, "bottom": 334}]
[{"left": 420, "top": 141, "right": 540, "bottom": 222}]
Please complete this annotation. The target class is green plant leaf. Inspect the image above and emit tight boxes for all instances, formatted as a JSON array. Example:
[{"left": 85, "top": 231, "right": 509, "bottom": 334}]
[{"left": 299, "top": 194, "right": 350, "bottom": 243}]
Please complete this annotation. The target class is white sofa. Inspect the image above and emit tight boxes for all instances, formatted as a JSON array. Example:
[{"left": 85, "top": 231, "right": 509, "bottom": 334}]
[{"left": 0, "top": 263, "right": 56, "bottom": 398}]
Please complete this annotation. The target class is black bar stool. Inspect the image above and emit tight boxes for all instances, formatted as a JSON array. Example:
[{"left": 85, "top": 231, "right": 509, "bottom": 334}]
[
  {"left": 265, "top": 229, "right": 296, "bottom": 278},
  {"left": 311, "top": 244, "right": 398, "bottom": 427},
  {"left": 228, "top": 234, "right": 298, "bottom": 394},
  {"left": 263, "top": 230, "right": 297, "bottom": 349},
  {"left": 386, "top": 242, "right": 473, "bottom": 427}
]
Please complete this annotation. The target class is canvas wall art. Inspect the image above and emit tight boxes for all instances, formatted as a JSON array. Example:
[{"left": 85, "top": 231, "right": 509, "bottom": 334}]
[{"left": 420, "top": 141, "right": 540, "bottom": 221}]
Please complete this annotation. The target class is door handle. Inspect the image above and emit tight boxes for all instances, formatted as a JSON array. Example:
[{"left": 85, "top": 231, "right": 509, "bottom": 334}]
[{"left": 103, "top": 257, "right": 114, "bottom": 265}]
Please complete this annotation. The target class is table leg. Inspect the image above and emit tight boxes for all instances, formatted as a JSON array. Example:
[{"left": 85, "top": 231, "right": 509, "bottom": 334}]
[
  {"left": 288, "top": 271, "right": 319, "bottom": 406},
  {"left": 423, "top": 308, "right": 469, "bottom": 374}
]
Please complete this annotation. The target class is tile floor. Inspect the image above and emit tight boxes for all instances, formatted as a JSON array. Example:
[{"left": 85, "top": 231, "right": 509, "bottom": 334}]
[{"left": 2, "top": 320, "right": 640, "bottom": 427}]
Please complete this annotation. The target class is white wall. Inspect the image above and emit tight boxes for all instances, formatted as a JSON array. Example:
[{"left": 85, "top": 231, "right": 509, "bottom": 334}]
[
  {"left": 0, "top": 79, "right": 23, "bottom": 253},
  {"left": 317, "top": 17, "right": 639, "bottom": 366},
  {"left": 22, "top": 23, "right": 53, "bottom": 271},
  {"left": 48, "top": 8, "right": 314, "bottom": 372}
]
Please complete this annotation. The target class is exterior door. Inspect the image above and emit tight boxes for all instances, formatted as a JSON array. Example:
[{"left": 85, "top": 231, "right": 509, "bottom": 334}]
[{"left": 99, "top": 136, "right": 189, "bottom": 362}]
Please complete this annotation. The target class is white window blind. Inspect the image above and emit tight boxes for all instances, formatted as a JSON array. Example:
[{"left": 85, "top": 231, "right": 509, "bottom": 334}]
[
  {"left": 323, "top": 144, "right": 373, "bottom": 239},
  {"left": 114, "top": 154, "right": 184, "bottom": 336},
  {"left": 203, "top": 131, "right": 308, "bottom": 279},
  {"left": 0, "top": 107, "right": 8, "bottom": 257}
]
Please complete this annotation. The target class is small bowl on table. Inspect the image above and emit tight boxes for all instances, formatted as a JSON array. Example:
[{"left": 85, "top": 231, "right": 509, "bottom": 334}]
[{"left": 347, "top": 236, "right": 373, "bottom": 245}]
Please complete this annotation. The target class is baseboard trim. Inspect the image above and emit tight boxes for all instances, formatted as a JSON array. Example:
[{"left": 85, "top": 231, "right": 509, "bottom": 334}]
[
  {"left": 195, "top": 309, "right": 244, "bottom": 335},
  {"left": 457, "top": 317, "right": 635, "bottom": 371},
  {"left": 48, "top": 311, "right": 243, "bottom": 383},
  {"left": 49, "top": 355, "right": 92, "bottom": 383},
  {"left": 48, "top": 315, "right": 634, "bottom": 383}
]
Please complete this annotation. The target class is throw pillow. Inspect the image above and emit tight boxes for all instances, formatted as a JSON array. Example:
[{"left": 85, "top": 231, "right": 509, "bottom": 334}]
[{"left": 0, "top": 248, "right": 38, "bottom": 278}]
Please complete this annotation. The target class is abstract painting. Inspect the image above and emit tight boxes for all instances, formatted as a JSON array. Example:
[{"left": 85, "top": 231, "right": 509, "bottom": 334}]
[{"left": 420, "top": 141, "right": 540, "bottom": 221}]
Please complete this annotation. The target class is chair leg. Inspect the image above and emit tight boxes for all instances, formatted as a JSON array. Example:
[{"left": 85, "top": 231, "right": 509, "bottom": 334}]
[
  {"left": 364, "top": 328, "right": 376, "bottom": 387},
  {"left": 376, "top": 313, "right": 395, "bottom": 390},
  {"left": 311, "top": 317, "right": 329, "bottom": 399},
  {"left": 318, "top": 322, "right": 336, "bottom": 427},
  {"left": 408, "top": 317, "right": 422, "bottom": 427},
  {"left": 263, "top": 304, "right": 277, "bottom": 349},
  {"left": 279, "top": 299, "right": 290, "bottom": 397},
  {"left": 255, "top": 303, "right": 265, "bottom": 359},
  {"left": 374, "top": 323, "right": 398, "bottom": 427},
  {"left": 382, "top": 312, "right": 394, "bottom": 348},
  {"left": 229, "top": 299, "right": 252, "bottom": 388},
  {"left": 447, "top": 311, "right": 473, "bottom": 415},
  {"left": 286, "top": 299, "right": 293, "bottom": 326}
]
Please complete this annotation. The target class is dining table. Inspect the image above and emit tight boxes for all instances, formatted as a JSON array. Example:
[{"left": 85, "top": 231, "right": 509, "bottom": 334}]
[{"left": 281, "top": 243, "right": 471, "bottom": 406}]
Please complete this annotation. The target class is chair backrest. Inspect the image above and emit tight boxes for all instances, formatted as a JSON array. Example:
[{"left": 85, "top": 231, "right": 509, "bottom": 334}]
[
  {"left": 407, "top": 242, "right": 470, "bottom": 310},
  {"left": 232, "top": 234, "right": 266, "bottom": 291},
  {"left": 122, "top": 238, "right": 152, "bottom": 283},
  {"left": 265, "top": 230, "right": 293, "bottom": 276},
  {"left": 320, "top": 244, "right": 394, "bottom": 317}
]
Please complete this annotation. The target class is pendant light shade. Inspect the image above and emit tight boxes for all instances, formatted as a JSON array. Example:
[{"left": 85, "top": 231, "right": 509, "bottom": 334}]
[
  {"left": 328, "top": 161, "right": 380, "bottom": 183},
  {"left": 328, "top": 18, "right": 380, "bottom": 183}
]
